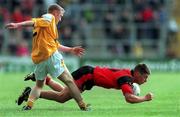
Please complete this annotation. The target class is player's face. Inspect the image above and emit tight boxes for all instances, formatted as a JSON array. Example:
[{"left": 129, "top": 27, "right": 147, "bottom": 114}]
[
  {"left": 134, "top": 71, "right": 148, "bottom": 85},
  {"left": 54, "top": 10, "right": 64, "bottom": 24}
]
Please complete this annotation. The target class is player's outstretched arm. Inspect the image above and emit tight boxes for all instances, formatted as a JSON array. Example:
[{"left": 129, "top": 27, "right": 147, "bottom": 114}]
[
  {"left": 124, "top": 92, "right": 153, "bottom": 104},
  {"left": 5, "top": 21, "right": 34, "bottom": 29},
  {"left": 59, "top": 45, "right": 85, "bottom": 57}
]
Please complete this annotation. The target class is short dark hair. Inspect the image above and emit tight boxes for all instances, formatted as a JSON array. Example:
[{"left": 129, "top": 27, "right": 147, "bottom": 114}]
[
  {"left": 134, "top": 63, "right": 150, "bottom": 75},
  {"left": 48, "top": 4, "right": 65, "bottom": 13}
]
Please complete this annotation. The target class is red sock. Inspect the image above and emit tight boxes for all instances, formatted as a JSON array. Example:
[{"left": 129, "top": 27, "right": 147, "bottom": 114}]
[{"left": 45, "top": 76, "right": 51, "bottom": 85}]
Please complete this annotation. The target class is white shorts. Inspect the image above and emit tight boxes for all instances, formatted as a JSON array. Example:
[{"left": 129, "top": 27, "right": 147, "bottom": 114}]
[{"left": 34, "top": 51, "right": 65, "bottom": 80}]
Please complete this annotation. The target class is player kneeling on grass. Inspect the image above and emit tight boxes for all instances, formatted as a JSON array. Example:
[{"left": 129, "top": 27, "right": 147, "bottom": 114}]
[{"left": 17, "top": 63, "right": 153, "bottom": 106}]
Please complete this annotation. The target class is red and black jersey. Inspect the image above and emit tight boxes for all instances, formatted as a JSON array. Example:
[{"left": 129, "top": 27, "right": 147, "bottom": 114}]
[
  {"left": 72, "top": 66, "right": 134, "bottom": 95},
  {"left": 93, "top": 66, "right": 132, "bottom": 88},
  {"left": 93, "top": 66, "right": 134, "bottom": 95}
]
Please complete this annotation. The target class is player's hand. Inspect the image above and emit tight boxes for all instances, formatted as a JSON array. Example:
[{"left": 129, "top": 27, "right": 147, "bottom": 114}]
[
  {"left": 70, "top": 46, "right": 85, "bottom": 57},
  {"left": 145, "top": 92, "right": 153, "bottom": 101},
  {"left": 5, "top": 23, "right": 19, "bottom": 29}
]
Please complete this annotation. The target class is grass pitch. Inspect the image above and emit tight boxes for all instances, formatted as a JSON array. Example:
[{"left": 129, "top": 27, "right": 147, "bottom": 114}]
[{"left": 0, "top": 72, "right": 180, "bottom": 117}]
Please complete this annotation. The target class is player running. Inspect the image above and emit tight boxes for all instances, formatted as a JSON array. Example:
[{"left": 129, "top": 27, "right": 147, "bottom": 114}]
[
  {"left": 17, "top": 63, "right": 153, "bottom": 105},
  {"left": 6, "top": 4, "right": 89, "bottom": 111}
]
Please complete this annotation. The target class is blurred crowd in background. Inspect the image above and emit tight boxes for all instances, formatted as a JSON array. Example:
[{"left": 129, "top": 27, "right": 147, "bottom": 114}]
[{"left": 0, "top": 0, "right": 179, "bottom": 59}]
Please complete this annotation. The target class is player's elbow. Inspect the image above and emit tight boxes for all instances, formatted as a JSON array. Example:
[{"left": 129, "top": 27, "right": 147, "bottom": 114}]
[
  {"left": 125, "top": 98, "right": 136, "bottom": 104},
  {"left": 124, "top": 94, "right": 137, "bottom": 104}
]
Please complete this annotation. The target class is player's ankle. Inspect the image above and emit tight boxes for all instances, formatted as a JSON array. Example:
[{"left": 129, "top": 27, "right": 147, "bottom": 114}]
[
  {"left": 78, "top": 100, "right": 85, "bottom": 106},
  {"left": 78, "top": 100, "right": 86, "bottom": 110},
  {"left": 27, "top": 100, "right": 34, "bottom": 108}
]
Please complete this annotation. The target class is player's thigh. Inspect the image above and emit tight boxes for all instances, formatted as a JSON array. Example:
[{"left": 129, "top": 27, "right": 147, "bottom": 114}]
[
  {"left": 57, "top": 69, "right": 74, "bottom": 84},
  {"left": 63, "top": 64, "right": 71, "bottom": 75}
]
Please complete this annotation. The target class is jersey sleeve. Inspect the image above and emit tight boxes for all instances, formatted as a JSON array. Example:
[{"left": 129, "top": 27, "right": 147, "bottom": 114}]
[
  {"left": 32, "top": 17, "right": 51, "bottom": 27},
  {"left": 121, "top": 84, "right": 133, "bottom": 96}
]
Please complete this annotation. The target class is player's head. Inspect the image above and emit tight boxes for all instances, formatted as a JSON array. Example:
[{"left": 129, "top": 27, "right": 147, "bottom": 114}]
[
  {"left": 133, "top": 63, "right": 150, "bottom": 85},
  {"left": 48, "top": 4, "right": 65, "bottom": 23}
]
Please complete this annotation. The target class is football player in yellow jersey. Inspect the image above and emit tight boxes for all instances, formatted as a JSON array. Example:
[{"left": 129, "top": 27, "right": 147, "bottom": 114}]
[{"left": 6, "top": 4, "right": 89, "bottom": 111}]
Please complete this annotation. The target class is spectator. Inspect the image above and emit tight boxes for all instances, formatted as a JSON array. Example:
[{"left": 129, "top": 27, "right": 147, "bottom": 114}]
[
  {"left": 16, "top": 40, "right": 29, "bottom": 57},
  {"left": 11, "top": 7, "right": 24, "bottom": 23},
  {"left": 133, "top": 41, "right": 143, "bottom": 58},
  {"left": 103, "top": 10, "right": 114, "bottom": 38},
  {"left": 141, "top": 6, "right": 154, "bottom": 22},
  {"left": 21, "top": 0, "right": 35, "bottom": 15},
  {"left": 61, "top": 26, "right": 73, "bottom": 46}
]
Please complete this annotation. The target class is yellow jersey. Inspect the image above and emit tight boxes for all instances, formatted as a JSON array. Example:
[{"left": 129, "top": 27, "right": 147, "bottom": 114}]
[{"left": 31, "top": 14, "right": 60, "bottom": 64}]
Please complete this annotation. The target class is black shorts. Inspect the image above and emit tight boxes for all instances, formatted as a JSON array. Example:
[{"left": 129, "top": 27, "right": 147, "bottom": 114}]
[{"left": 71, "top": 66, "right": 94, "bottom": 91}]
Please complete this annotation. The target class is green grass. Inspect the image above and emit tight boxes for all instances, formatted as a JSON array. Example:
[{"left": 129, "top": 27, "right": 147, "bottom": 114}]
[{"left": 0, "top": 72, "right": 180, "bottom": 117}]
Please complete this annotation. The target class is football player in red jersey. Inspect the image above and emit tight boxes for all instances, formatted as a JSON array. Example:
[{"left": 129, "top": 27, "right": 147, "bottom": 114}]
[{"left": 17, "top": 63, "right": 153, "bottom": 105}]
